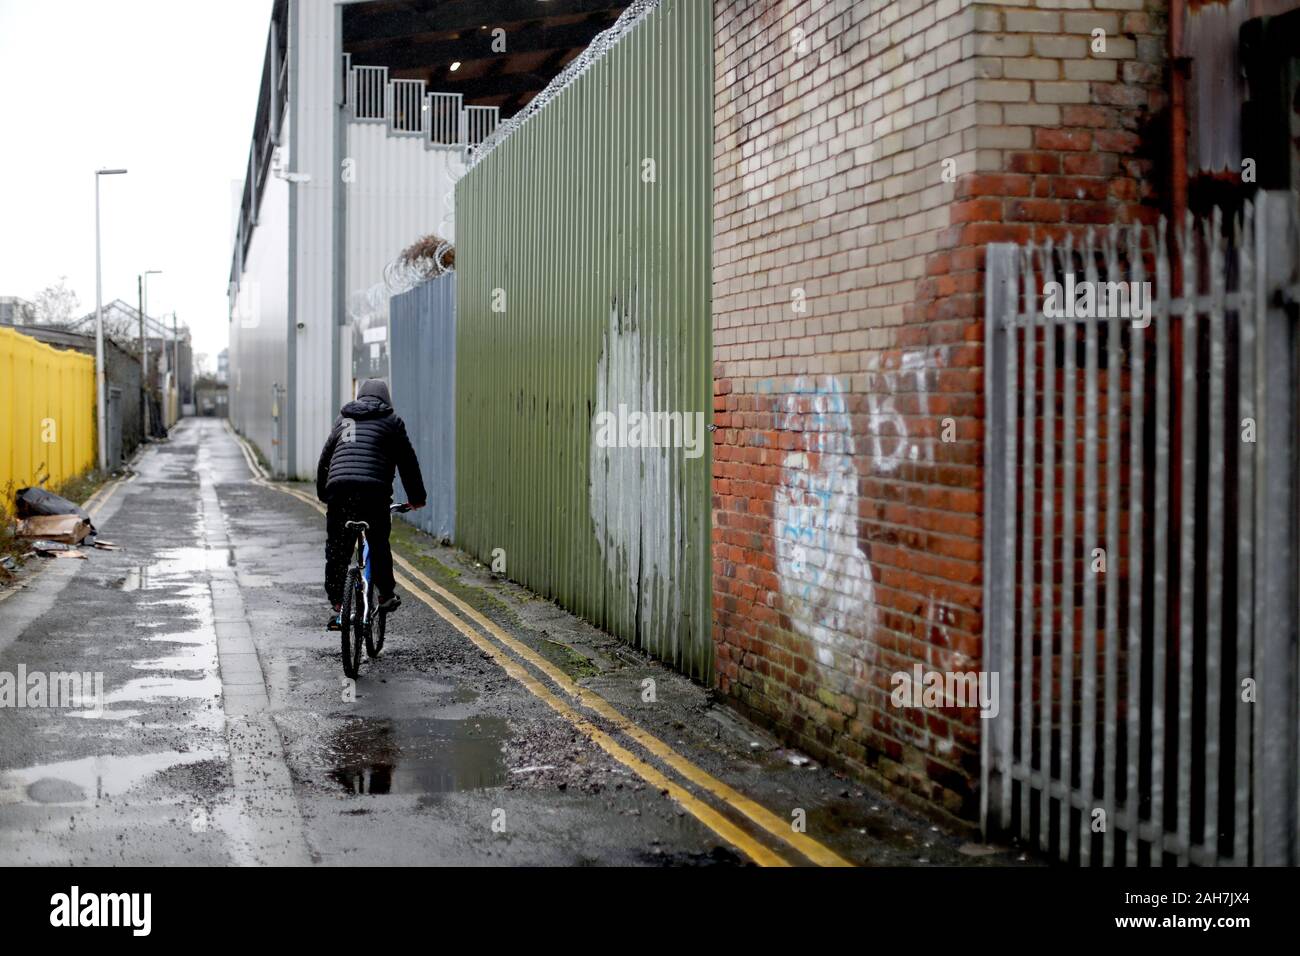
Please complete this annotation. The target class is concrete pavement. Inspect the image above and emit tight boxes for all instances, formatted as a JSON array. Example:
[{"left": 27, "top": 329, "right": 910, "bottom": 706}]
[{"left": 0, "top": 418, "right": 1021, "bottom": 866}]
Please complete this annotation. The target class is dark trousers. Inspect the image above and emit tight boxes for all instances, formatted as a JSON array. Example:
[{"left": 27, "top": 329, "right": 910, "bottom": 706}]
[{"left": 325, "top": 494, "right": 394, "bottom": 606}]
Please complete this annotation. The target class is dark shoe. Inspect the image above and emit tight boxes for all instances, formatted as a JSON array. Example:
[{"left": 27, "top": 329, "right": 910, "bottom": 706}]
[
  {"left": 378, "top": 593, "right": 401, "bottom": 614},
  {"left": 327, "top": 605, "right": 343, "bottom": 631}
]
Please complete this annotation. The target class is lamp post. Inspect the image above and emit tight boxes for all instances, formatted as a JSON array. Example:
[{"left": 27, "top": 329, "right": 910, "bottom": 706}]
[
  {"left": 139, "top": 269, "right": 162, "bottom": 438},
  {"left": 172, "top": 312, "right": 180, "bottom": 416},
  {"left": 95, "top": 167, "right": 128, "bottom": 471}
]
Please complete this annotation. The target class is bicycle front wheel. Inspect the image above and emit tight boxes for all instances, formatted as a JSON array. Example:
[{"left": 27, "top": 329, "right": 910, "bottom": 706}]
[{"left": 340, "top": 568, "right": 364, "bottom": 679}]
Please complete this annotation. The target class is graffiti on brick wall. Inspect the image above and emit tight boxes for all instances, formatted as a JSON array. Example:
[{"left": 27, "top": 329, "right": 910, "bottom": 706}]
[
  {"left": 768, "top": 349, "right": 937, "bottom": 669},
  {"left": 865, "top": 348, "right": 933, "bottom": 475},
  {"left": 771, "top": 376, "right": 873, "bottom": 669}
]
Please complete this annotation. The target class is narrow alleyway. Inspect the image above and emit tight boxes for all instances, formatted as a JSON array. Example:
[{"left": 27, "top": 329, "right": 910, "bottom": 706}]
[{"left": 0, "top": 420, "right": 1017, "bottom": 866}]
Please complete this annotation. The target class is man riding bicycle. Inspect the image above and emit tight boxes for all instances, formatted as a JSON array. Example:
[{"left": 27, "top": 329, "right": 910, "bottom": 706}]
[{"left": 317, "top": 378, "right": 426, "bottom": 630}]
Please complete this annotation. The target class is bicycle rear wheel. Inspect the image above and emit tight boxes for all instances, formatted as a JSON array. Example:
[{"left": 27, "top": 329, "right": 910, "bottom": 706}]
[
  {"left": 366, "top": 608, "right": 384, "bottom": 660},
  {"left": 366, "top": 589, "right": 386, "bottom": 659},
  {"left": 340, "top": 568, "right": 364, "bottom": 679}
]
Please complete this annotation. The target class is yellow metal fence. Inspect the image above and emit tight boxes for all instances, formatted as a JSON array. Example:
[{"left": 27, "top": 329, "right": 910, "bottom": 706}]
[{"left": 0, "top": 326, "right": 96, "bottom": 497}]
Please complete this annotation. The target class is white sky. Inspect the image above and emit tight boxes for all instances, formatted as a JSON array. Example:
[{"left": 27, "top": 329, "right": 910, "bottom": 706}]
[{"left": 0, "top": 0, "right": 274, "bottom": 370}]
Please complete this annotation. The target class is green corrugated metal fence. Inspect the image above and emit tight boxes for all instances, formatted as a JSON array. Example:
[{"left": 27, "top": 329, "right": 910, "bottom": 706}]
[{"left": 455, "top": 0, "right": 713, "bottom": 681}]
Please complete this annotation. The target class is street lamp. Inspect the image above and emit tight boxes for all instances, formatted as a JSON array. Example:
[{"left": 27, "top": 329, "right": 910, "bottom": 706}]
[
  {"left": 94, "top": 167, "right": 128, "bottom": 471},
  {"left": 139, "top": 269, "right": 162, "bottom": 438}
]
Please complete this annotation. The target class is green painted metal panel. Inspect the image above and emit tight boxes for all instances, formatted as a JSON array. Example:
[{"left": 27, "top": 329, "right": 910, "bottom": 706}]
[{"left": 455, "top": 0, "right": 712, "bottom": 681}]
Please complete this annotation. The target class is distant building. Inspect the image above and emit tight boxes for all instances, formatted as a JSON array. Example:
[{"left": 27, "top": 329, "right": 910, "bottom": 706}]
[
  {"left": 216, "top": 348, "right": 229, "bottom": 386},
  {"left": 0, "top": 296, "right": 35, "bottom": 326},
  {"left": 66, "top": 300, "right": 194, "bottom": 406}
]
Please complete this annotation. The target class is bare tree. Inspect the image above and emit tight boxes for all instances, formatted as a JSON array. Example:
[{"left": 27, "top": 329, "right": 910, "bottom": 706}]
[{"left": 32, "top": 277, "right": 81, "bottom": 326}]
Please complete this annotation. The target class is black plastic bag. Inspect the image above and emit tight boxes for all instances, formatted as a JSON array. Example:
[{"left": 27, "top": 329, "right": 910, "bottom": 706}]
[{"left": 14, "top": 487, "right": 95, "bottom": 529}]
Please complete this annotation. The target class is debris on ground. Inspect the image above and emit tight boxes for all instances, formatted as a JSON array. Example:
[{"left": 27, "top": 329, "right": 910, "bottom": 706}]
[
  {"left": 28, "top": 539, "right": 72, "bottom": 553},
  {"left": 15, "top": 486, "right": 94, "bottom": 527},
  {"left": 958, "top": 842, "right": 1004, "bottom": 858},
  {"left": 16, "top": 513, "right": 91, "bottom": 544},
  {"left": 5, "top": 487, "right": 117, "bottom": 566}
]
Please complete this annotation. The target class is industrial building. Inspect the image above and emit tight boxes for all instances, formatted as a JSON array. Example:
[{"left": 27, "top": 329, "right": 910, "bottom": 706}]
[{"left": 226, "top": 0, "right": 632, "bottom": 477}]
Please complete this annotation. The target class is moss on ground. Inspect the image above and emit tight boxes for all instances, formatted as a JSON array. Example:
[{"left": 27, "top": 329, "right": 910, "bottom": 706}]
[
  {"left": 388, "top": 518, "right": 600, "bottom": 681},
  {"left": 388, "top": 518, "right": 506, "bottom": 621}
]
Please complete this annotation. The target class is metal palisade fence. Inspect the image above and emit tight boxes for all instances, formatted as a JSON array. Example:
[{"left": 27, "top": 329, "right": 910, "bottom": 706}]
[
  {"left": 453, "top": 0, "right": 713, "bottom": 680},
  {"left": 982, "top": 193, "right": 1299, "bottom": 865}
]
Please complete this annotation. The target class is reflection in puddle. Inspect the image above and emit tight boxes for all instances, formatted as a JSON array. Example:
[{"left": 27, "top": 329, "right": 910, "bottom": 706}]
[
  {"left": 119, "top": 547, "right": 224, "bottom": 593},
  {"left": 330, "top": 717, "right": 508, "bottom": 796},
  {"left": 104, "top": 675, "right": 222, "bottom": 705},
  {"left": 131, "top": 649, "right": 217, "bottom": 673},
  {"left": 144, "top": 627, "right": 214, "bottom": 646}
]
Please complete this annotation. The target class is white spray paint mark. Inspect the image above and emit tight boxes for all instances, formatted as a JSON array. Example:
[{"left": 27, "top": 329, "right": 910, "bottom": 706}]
[
  {"left": 864, "top": 349, "right": 933, "bottom": 474},
  {"left": 589, "top": 301, "right": 681, "bottom": 638}
]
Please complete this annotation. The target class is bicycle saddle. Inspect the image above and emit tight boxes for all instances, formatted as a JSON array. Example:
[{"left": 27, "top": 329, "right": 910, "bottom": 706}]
[{"left": 344, "top": 520, "right": 370, "bottom": 531}]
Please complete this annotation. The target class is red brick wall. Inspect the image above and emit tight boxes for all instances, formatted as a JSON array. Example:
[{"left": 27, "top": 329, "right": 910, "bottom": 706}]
[{"left": 712, "top": 0, "right": 1167, "bottom": 823}]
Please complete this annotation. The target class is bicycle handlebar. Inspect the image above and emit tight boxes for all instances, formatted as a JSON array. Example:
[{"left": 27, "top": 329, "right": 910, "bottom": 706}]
[{"left": 390, "top": 502, "right": 413, "bottom": 514}]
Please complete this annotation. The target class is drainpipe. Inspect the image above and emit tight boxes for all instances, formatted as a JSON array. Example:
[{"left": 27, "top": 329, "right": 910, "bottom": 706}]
[{"left": 1170, "top": 0, "right": 1189, "bottom": 225}]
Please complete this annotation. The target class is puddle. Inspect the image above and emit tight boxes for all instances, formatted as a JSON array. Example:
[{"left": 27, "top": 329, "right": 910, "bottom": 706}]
[
  {"left": 104, "top": 675, "right": 222, "bottom": 705},
  {"left": 144, "top": 627, "right": 215, "bottom": 646},
  {"left": 131, "top": 653, "right": 214, "bottom": 674},
  {"left": 4, "top": 642, "right": 219, "bottom": 723},
  {"left": 118, "top": 546, "right": 222, "bottom": 593},
  {"left": 0, "top": 750, "right": 221, "bottom": 806},
  {"left": 329, "top": 716, "right": 508, "bottom": 796},
  {"left": 129, "top": 641, "right": 218, "bottom": 674}
]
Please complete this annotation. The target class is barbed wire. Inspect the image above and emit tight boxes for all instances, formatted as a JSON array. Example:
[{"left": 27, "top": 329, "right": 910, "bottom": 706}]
[
  {"left": 379, "top": 5, "right": 660, "bottom": 293},
  {"left": 468, "top": 0, "right": 662, "bottom": 169},
  {"left": 382, "top": 235, "right": 455, "bottom": 297}
]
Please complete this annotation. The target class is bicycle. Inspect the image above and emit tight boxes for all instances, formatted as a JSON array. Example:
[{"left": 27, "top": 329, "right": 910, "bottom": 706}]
[{"left": 340, "top": 502, "right": 412, "bottom": 679}]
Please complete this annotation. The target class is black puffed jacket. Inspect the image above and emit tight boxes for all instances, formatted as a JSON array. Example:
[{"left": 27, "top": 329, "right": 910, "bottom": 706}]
[{"left": 316, "top": 391, "right": 426, "bottom": 506}]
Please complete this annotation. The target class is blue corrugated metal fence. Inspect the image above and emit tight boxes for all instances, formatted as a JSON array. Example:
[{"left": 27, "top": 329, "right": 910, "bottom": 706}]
[{"left": 389, "top": 273, "right": 456, "bottom": 541}]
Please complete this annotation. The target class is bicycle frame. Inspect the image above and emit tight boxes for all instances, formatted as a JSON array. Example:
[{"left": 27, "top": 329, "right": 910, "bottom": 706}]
[
  {"left": 353, "top": 525, "right": 372, "bottom": 624},
  {"left": 339, "top": 503, "right": 409, "bottom": 677},
  {"left": 344, "top": 502, "right": 409, "bottom": 631}
]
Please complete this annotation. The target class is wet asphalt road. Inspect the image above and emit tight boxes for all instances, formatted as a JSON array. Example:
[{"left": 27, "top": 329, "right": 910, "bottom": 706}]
[{"left": 0, "top": 419, "right": 1022, "bottom": 866}]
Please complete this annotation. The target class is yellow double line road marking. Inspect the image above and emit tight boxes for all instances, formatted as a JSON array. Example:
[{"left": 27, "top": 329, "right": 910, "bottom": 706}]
[
  {"left": 389, "top": 553, "right": 853, "bottom": 868},
  {"left": 390, "top": 565, "right": 792, "bottom": 867},
  {"left": 84, "top": 475, "right": 125, "bottom": 521},
  {"left": 228, "top": 425, "right": 851, "bottom": 867}
]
